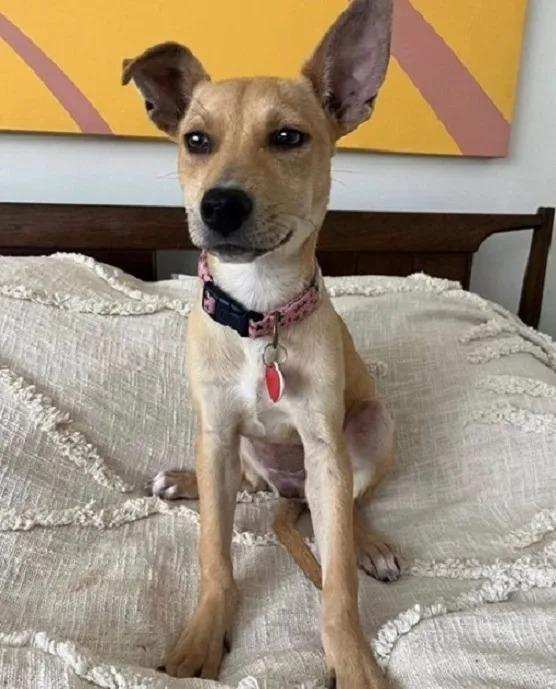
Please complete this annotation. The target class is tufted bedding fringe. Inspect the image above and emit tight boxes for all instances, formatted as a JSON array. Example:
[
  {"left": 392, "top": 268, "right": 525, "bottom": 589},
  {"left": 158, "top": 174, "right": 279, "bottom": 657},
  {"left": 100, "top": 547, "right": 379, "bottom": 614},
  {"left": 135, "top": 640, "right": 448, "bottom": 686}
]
[
  {"left": 0, "top": 365, "right": 132, "bottom": 492},
  {"left": 478, "top": 374, "right": 556, "bottom": 399},
  {"left": 467, "top": 402, "right": 556, "bottom": 434},
  {"left": 372, "top": 539, "right": 556, "bottom": 669}
]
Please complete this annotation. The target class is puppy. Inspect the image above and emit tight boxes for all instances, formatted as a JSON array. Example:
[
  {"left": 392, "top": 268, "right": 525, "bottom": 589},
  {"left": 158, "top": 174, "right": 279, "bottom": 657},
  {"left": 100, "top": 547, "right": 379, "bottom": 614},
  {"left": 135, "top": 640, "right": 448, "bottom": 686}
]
[{"left": 123, "top": 2, "right": 397, "bottom": 687}]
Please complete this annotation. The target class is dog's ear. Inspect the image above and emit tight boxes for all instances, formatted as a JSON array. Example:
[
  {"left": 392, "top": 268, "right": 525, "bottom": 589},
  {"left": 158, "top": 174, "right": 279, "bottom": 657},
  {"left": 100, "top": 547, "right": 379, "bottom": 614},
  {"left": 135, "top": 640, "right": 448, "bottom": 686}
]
[
  {"left": 122, "top": 42, "right": 210, "bottom": 139},
  {"left": 302, "top": 0, "right": 393, "bottom": 137}
]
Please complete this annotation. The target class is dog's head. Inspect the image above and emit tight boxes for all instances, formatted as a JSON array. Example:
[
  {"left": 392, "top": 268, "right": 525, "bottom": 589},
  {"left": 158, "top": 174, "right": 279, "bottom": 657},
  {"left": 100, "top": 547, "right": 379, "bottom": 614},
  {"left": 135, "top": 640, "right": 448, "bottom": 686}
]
[{"left": 122, "top": 0, "right": 392, "bottom": 263}]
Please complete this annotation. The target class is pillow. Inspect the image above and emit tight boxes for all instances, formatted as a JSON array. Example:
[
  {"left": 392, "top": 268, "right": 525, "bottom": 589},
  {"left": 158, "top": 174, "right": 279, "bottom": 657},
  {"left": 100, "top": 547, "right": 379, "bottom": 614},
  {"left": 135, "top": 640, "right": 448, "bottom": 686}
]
[{"left": 0, "top": 253, "right": 554, "bottom": 689}]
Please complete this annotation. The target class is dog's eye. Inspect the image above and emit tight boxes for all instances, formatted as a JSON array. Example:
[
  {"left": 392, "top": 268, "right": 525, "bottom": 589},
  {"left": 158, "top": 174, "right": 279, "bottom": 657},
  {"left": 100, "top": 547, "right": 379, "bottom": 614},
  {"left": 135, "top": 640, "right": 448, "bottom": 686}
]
[
  {"left": 269, "top": 128, "right": 307, "bottom": 149},
  {"left": 184, "top": 131, "right": 212, "bottom": 154}
]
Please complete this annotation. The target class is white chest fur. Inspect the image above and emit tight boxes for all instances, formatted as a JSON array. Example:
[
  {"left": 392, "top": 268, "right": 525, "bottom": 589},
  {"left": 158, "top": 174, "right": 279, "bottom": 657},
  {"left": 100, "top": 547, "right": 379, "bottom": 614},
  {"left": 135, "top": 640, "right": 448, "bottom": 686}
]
[
  {"left": 208, "top": 252, "right": 312, "bottom": 444},
  {"left": 212, "top": 252, "right": 311, "bottom": 314}
]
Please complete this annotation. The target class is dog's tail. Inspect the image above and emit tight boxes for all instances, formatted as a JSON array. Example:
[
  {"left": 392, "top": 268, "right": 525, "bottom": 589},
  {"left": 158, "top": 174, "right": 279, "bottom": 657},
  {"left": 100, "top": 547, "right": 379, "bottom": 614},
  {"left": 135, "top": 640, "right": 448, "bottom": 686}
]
[{"left": 272, "top": 500, "right": 322, "bottom": 590}]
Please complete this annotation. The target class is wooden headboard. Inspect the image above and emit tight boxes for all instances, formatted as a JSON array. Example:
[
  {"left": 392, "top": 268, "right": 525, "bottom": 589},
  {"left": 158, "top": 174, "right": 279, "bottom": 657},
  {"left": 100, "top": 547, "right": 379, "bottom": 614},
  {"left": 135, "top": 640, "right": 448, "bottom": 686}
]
[{"left": 0, "top": 203, "right": 553, "bottom": 328}]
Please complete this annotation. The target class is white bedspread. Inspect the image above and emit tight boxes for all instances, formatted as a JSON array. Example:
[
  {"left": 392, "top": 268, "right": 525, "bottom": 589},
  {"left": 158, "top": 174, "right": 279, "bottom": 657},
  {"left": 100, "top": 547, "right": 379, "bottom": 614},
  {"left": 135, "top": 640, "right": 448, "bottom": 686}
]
[{"left": 0, "top": 254, "right": 555, "bottom": 689}]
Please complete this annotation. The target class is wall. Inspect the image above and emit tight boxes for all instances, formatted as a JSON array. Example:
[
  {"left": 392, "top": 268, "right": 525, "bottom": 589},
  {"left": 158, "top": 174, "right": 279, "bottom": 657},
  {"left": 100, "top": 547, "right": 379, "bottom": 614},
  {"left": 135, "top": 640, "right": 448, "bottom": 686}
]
[{"left": 1, "top": 0, "right": 554, "bottom": 335}]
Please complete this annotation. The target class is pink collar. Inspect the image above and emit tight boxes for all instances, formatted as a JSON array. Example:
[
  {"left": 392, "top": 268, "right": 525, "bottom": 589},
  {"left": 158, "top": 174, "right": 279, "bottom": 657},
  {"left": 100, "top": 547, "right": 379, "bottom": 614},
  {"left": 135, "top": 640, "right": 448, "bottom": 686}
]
[{"left": 198, "top": 251, "right": 321, "bottom": 339}]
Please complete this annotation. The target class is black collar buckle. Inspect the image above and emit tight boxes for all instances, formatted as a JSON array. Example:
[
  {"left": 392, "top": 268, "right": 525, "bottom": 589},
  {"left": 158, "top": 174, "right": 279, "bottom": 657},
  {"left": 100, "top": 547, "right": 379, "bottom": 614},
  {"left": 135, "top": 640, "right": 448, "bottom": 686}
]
[{"left": 203, "top": 280, "right": 263, "bottom": 338}]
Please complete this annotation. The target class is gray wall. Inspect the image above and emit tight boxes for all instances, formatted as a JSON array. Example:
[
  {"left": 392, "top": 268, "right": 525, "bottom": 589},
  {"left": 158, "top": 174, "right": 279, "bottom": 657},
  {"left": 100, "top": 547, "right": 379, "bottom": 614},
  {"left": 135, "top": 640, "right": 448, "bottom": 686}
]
[{"left": 1, "top": 1, "right": 554, "bottom": 334}]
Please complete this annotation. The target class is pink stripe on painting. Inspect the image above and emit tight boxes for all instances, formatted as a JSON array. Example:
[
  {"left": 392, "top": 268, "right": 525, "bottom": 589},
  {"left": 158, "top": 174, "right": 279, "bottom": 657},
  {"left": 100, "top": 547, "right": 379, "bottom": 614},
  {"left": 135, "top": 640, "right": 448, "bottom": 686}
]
[
  {"left": 0, "top": 12, "right": 111, "bottom": 135},
  {"left": 392, "top": 0, "right": 511, "bottom": 157}
]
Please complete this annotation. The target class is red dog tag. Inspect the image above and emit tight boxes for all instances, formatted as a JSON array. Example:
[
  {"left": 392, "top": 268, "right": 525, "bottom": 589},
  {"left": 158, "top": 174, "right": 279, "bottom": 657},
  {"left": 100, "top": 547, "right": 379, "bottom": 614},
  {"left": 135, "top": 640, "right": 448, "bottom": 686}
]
[{"left": 265, "top": 362, "right": 284, "bottom": 403}]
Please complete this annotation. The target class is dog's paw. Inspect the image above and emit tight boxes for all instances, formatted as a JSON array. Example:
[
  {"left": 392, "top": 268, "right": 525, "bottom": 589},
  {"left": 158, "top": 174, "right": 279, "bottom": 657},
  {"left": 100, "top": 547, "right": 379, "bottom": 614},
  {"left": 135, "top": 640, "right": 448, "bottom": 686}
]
[
  {"left": 162, "top": 593, "right": 234, "bottom": 679},
  {"left": 358, "top": 537, "right": 401, "bottom": 583},
  {"left": 145, "top": 470, "right": 198, "bottom": 500}
]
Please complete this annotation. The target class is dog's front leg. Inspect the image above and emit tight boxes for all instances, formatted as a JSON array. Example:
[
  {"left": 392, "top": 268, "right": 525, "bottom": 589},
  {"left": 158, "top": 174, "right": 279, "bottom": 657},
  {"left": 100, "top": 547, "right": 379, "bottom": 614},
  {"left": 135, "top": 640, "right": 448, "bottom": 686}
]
[
  {"left": 301, "top": 421, "right": 388, "bottom": 689},
  {"left": 165, "top": 424, "right": 241, "bottom": 679}
]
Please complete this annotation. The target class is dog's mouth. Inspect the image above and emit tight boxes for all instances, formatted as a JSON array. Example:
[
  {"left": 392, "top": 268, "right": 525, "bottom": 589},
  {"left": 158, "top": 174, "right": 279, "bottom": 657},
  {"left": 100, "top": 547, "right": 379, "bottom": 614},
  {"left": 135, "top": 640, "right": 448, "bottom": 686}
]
[{"left": 204, "top": 231, "right": 293, "bottom": 263}]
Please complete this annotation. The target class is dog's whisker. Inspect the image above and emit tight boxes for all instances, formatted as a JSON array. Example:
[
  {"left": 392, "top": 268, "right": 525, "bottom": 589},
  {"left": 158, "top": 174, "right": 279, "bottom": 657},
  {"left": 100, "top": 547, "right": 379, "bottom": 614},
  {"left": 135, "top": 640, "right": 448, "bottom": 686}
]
[
  {"left": 156, "top": 171, "right": 181, "bottom": 179},
  {"left": 185, "top": 96, "right": 211, "bottom": 120},
  {"left": 330, "top": 176, "right": 348, "bottom": 188},
  {"left": 331, "top": 168, "right": 375, "bottom": 175},
  {"left": 275, "top": 213, "right": 318, "bottom": 232},
  {"left": 265, "top": 204, "right": 319, "bottom": 231},
  {"left": 269, "top": 221, "right": 294, "bottom": 236}
]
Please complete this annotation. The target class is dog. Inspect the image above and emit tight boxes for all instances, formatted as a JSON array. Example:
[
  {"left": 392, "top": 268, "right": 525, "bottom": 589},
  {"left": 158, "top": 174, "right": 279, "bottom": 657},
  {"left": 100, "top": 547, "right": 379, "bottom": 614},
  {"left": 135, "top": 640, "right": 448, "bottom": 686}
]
[{"left": 123, "top": 1, "right": 397, "bottom": 687}]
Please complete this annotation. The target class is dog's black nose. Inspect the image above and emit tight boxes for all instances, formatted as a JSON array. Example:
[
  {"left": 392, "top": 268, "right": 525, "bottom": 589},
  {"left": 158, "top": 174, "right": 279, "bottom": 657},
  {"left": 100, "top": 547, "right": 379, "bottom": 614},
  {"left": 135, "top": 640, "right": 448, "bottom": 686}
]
[{"left": 200, "top": 187, "right": 253, "bottom": 236}]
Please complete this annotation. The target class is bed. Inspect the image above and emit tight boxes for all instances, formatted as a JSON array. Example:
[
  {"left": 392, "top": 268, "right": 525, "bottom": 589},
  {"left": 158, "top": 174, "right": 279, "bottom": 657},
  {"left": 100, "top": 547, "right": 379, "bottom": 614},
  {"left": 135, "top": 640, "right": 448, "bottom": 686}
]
[{"left": 0, "top": 202, "right": 555, "bottom": 689}]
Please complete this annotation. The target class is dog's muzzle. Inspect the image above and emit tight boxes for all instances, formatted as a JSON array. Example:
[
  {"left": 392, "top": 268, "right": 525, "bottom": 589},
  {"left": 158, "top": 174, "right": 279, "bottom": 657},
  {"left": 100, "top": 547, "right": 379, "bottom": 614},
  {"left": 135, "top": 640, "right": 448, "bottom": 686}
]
[
  {"left": 197, "top": 186, "right": 259, "bottom": 262},
  {"left": 196, "top": 186, "right": 294, "bottom": 262}
]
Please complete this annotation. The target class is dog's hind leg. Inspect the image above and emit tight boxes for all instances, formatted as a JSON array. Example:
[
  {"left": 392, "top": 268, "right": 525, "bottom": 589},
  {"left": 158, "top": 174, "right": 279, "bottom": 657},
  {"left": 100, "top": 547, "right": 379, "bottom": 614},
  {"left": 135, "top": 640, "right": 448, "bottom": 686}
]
[
  {"left": 273, "top": 400, "right": 400, "bottom": 588},
  {"left": 346, "top": 400, "right": 401, "bottom": 583},
  {"left": 273, "top": 499, "right": 322, "bottom": 589}
]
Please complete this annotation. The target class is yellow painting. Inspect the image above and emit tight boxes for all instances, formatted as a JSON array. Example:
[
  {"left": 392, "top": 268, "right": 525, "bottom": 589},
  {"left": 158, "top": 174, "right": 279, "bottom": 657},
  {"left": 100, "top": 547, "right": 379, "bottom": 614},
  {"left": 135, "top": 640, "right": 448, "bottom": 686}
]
[{"left": 0, "top": 1, "right": 528, "bottom": 156}]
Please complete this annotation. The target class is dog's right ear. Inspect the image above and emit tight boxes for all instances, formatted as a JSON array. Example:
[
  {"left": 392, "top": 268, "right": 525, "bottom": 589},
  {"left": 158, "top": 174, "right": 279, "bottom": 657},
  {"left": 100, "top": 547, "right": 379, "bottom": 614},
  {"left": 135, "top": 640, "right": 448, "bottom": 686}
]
[{"left": 122, "top": 42, "right": 210, "bottom": 139}]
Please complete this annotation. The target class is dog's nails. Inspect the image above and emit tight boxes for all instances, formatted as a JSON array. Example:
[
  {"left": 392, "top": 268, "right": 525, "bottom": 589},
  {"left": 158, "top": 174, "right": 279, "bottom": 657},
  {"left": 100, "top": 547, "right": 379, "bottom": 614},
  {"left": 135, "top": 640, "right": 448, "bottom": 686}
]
[
  {"left": 394, "top": 556, "right": 401, "bottom": 570},
  {"left": 223, "top": 632, "right": 232, "bottom": 654},
  {"left": 144, "top": 482, "right": 153, "bottom": 497},
  {"left": 156, "top": 665, "right": 166, "bottom": 673}
]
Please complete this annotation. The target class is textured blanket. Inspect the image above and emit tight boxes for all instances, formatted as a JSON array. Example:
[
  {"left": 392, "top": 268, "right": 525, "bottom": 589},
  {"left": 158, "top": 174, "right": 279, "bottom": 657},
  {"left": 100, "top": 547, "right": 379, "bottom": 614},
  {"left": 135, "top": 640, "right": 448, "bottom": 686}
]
[{"left": 0, "top": 254, "right": 555, "bottom": 689}]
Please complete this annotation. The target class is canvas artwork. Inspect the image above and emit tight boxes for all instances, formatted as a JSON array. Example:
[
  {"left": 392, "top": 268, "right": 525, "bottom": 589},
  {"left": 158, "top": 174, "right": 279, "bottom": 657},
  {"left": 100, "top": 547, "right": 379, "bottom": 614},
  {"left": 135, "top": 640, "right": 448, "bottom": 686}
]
[{"left": 0, "top": 0, "right": 528, "bottom": 157}]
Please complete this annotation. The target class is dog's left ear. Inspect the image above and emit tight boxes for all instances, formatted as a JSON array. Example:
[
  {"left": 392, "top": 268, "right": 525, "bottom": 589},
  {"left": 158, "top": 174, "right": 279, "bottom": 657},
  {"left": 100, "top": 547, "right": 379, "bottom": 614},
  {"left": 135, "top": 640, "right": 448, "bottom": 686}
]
[{"left": 302, "top": 0, "right": 393, "bottom": 137}]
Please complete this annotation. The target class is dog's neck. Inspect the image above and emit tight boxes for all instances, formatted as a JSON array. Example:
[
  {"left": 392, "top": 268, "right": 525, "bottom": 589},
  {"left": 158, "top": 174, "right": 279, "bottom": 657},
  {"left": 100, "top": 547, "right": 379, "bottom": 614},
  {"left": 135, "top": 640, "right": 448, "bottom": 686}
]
[{"left": 209, "top": 236, "right": 317, "bottom": 314}]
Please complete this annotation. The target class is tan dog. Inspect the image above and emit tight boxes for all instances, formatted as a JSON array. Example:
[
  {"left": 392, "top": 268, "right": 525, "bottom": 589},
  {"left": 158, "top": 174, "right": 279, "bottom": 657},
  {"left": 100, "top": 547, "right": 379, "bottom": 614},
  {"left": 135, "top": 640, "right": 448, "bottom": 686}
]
[{"left": 123, "top": 1, "right": 397, "bottom": 687}]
